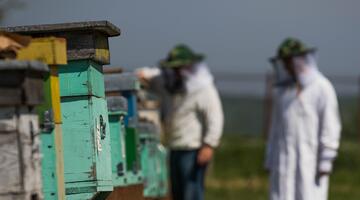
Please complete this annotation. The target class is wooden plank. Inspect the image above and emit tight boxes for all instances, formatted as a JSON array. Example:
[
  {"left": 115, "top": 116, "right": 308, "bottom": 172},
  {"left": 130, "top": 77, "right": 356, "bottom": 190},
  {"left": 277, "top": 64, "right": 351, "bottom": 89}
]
[
  {"left": 17, "top": 37, "right": 68, "bottom": 65},
  {"left": 103, "top": 67, "right": 124, "bottom": 74},
  {"left": 106, "top": 184, "right": 144, "bottom": 200},
  {"left": 49, "top": 66, "right": 62, "bottom": 124},
  {"left": 54, "top": 124, "right": 65, "bottom": 200}
]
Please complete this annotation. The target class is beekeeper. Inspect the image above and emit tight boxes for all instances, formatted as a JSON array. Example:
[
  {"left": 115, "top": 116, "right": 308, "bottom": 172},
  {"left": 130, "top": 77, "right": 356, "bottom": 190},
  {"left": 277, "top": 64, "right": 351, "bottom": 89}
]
[
  {"left": 265, "top": 38, "right": 341, "bottom": 200},
  {"left": 137, "top": 44, "right": 224, "bottom": 200}
]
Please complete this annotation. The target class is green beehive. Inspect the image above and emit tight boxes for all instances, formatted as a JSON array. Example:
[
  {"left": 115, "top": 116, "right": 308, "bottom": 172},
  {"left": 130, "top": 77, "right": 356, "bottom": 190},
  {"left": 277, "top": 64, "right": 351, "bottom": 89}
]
[
  {"left": 157, "top": 145, "right": 168, "bottom": 197},
  {"left": 4, "top": 21, "right": 121, "bottom": 200},
  {"left": 16, "top": 37, "right": 68, "bottom": 200},
  {"left": 138, "top": 122, "right": 158, "bottom": 197},
  {"left": 107, "top": 96, "right": 128, "bottom": 186},
  {"left": 105, "top": 72, "right": 143, "bottom": 186},
  {"left": 138, "top": 121, "right": 168, "bottom": 198}
]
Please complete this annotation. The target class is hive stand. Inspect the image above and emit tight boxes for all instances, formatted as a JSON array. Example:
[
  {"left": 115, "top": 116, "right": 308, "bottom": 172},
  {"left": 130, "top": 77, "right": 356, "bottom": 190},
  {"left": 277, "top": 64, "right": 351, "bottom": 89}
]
[
  {"left": 4, "top": 21, "right": 121, "bottom": 200},
  {"left": 0, "top": 61, "right": 48, "bottom": 200}
]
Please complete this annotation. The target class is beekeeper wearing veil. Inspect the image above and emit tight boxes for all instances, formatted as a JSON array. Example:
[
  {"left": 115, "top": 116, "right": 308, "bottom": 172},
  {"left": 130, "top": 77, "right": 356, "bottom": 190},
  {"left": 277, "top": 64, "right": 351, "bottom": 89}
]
[{"left": 265, "top": 38, "right": 341, "bottom": 200}]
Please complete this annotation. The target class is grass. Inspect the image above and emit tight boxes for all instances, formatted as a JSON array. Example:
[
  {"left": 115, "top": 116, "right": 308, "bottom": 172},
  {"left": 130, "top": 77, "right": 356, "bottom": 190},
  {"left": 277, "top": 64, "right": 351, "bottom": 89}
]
[{"left": 205, "top": 135, "right": 360, "bottom": 200}]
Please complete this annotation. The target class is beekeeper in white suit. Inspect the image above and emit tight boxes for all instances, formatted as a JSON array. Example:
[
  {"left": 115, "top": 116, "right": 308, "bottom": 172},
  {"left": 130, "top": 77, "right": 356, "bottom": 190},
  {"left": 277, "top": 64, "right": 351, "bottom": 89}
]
[
  {"left": 265, "top": 38, "right": 341, "bottom": 200},
  {"left": 137, "top": 44, "right": 224, "bottom": 200}
]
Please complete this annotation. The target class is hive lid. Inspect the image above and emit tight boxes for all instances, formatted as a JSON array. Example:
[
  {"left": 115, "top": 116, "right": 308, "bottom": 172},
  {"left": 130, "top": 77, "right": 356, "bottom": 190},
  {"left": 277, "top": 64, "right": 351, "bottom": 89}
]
[
  {"left": 0, "top": 60, "right": 48, "bottom": 72},
  {"left": 107, "top": 96, "right": 128, "bottom": 113},
  {"left": 0, "top": 60, "right": 48, "bottom": 106},
  {"left": 2, "top": 21, "right": 121, "bottom": 65},
  {"left": 1, "top": 21, "right": 120, "bottom": 37},
  {"left": 137, "top": 121, "right": 160, "bottom": 136},
  {"left": 105, "top": 72, "right": 140, "bottom": 92}
]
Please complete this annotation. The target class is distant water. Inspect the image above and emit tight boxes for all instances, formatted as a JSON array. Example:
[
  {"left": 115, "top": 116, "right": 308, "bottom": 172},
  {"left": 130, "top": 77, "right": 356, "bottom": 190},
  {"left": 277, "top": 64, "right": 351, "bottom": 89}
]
[
  {"left": 215, "top": 73, "right": 358, "bottom": 97},
  {"left": 221, "top": 95, "right": 358, "bottom": 137}
]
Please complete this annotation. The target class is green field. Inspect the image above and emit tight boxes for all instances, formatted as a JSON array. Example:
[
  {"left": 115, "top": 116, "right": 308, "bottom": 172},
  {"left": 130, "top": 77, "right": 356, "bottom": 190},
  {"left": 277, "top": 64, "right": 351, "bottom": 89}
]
[{"left": 205, "top": 136, "right": 360, "bottom": 200}]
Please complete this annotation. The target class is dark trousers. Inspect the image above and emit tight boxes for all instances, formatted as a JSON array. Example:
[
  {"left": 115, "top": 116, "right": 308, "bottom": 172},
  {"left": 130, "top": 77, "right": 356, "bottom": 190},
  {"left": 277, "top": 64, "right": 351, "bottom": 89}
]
[{"left": 170, "top": 149, "right": 208, "bottom": 200}]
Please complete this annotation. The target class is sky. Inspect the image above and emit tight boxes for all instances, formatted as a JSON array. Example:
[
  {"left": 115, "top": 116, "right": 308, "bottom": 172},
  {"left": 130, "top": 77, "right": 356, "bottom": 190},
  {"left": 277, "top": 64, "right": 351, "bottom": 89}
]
[{"left": 2, "top": 0, "right": 359, "bottom": 77}]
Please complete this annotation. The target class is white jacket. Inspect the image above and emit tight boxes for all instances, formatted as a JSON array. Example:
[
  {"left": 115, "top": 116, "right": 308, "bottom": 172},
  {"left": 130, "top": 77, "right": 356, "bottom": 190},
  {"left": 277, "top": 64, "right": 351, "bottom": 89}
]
[
  {"left": 139, "top": 63, "right": 224, "bottom": 150},
  {"left": 265, "top": 73, "right": 341, "bottom": 200}
]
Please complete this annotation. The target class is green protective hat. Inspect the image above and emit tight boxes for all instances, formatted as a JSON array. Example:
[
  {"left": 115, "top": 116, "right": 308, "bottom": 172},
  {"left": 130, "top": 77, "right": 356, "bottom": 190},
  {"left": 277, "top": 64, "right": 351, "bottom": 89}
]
[
  {"left": 271, "top": 37, "right": 317, "bottom": 61},
  {"left": 159, "top": 44, "right": 205, "bottom": 68}
]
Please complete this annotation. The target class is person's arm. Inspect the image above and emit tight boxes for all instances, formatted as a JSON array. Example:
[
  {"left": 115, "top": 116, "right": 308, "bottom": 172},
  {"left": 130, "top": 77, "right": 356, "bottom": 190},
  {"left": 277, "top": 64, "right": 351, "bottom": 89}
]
[
  {"left": 264, "top": 90, "right": 278, "bottom": 171},
  {"left": 317, "top": 83, "right": 341, "bottom": 175},
  {"left": 197, "top": 86, "right": 224, "bottom": 165},
  {"left": 136, "top": 67, "right": 164, "bottom": 95}
]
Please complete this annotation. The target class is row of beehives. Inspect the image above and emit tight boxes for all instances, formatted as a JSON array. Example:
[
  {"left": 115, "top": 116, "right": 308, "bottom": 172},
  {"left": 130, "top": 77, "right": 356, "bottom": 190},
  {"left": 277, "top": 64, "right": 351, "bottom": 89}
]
[{"left": 0, "top": 21, "right": 168, "bottom": 200}]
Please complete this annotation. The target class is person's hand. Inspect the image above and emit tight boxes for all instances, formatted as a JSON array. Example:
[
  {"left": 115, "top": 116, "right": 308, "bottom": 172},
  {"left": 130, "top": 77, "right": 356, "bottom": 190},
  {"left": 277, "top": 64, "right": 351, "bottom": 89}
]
[
  {"left": 317, "top": 171, "right": 330, "bottom": 177},
  {"left": 316, "top": 171, "right": 330, "bottom": 186},
  {"left": 136, "top": 69, "right": 146, "bottom": 80},
  {"left": 136, "top": 67, "right": 161, "bottom": 85},
  {"left": 136, "top": 69, "right": 151, "bottom": 87},
  {"left": 197, "top": 145, "right": 214, "bottom": 166}
]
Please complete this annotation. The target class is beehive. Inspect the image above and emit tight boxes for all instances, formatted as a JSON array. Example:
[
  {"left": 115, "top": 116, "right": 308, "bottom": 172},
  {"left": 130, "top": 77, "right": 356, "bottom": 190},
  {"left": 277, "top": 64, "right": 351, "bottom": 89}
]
[
  {"left": 105, "top": 72, "right": 143, "bottom": 186},
  {"left": 0, "top": 60, "right": 48, "bottom": 200},
  {"left": 107, "top": 96, "right": 128, "bottom": 186}
]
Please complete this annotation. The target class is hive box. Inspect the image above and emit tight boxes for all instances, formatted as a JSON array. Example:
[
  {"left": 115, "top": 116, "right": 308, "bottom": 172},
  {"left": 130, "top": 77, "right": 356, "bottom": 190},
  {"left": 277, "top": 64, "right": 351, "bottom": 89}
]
[
  {"left": 105, "top": 72, "right": 143, "bottom": 186},
  {"left": 0, "top": 61, "right": 48, "bottom": 200},
  {"left": 138, "top": 121, "right": 168, "bottom": 198},
  {"left": 107, "top": 96, "right": 128, "bottom": 186}
]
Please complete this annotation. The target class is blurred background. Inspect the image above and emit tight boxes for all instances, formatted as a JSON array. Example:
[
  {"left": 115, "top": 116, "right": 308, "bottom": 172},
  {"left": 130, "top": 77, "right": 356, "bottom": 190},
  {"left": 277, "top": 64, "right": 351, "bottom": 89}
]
[{"left": 2, "top": 0, "right": 359, "bottom": 199}]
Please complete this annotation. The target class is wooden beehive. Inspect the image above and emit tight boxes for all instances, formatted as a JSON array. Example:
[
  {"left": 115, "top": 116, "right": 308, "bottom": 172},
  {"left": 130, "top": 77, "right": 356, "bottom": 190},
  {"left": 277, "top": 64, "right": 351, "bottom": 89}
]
[
  {"left": 105, "top": 72, "right": 143, "bottom": 186},
  {"left": 0, "top": 60, "right": 48, "bottom": 200}
]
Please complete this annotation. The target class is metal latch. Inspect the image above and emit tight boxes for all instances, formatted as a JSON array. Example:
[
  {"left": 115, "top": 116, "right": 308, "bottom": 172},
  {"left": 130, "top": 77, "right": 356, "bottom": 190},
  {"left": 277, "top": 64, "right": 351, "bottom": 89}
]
[
  {"left": 41, "top": 110, "right": 55, "bottom": 133},
  {"left": 99, "top": 115, "right": 106, "bottom": 139},
  {"left": 117, "top": 162, "right": 124, "bottom": 176}
]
